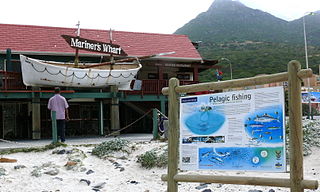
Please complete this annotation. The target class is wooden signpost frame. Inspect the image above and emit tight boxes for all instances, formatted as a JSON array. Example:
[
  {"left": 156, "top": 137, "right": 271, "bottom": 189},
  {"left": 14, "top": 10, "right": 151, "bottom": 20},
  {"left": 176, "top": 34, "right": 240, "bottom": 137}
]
[{"left": 161, "top": 61, "right": 319, "bottom": 192}]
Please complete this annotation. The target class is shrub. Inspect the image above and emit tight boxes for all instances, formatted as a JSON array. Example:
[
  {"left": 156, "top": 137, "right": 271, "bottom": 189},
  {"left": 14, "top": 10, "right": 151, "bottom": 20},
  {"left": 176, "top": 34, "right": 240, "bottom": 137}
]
[
  {"left": 92, "top": 138, "right": 130, "bottom": 158},
  {"left": 137, "top": 147, "right": 168, "bottom": 169}
]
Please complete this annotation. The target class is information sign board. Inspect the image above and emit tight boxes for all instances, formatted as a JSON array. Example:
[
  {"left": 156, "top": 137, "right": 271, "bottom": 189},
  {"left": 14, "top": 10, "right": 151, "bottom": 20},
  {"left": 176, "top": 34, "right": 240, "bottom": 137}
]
[{"left": 179, "top": 87, "right": 286, "bottom": 172}]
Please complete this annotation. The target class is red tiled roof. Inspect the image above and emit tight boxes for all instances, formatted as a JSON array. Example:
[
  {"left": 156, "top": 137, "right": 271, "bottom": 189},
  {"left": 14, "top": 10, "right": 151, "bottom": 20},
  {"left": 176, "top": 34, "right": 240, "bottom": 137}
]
[{"left": 0, "top": 23, "right": 202, "bottom": 60}]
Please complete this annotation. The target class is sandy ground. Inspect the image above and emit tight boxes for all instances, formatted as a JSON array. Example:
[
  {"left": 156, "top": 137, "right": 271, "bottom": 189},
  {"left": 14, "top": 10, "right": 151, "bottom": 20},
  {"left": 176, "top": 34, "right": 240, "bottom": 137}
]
[{"left": 0, "top": 140, "right": 319, "bottom": 192}]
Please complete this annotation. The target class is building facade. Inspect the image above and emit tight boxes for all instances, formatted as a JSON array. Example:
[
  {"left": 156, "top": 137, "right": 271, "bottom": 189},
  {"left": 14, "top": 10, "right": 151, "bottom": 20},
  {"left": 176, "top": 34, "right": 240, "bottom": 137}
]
[{"left": 0, "top": 24, "right": 219, "bottom": 139}]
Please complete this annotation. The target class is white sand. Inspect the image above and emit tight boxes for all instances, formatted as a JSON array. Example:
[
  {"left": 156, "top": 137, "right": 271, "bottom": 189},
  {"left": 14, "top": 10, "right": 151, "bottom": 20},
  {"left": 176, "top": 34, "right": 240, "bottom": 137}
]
[{"left": 0, "top": 141, "right": 319, "bottom": 192}]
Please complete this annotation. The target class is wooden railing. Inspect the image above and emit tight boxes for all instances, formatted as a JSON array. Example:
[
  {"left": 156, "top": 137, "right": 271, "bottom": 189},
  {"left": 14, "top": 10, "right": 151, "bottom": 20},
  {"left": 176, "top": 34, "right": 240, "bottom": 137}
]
[
  {"left": 0, "top": 71, "right": 26, "bottom": 90},
  {"left": 0, "top": 72, "right": 199, "bottom": 95},
  {"left": 123, "top": 79, "right": 199, "bottom": 95},
  {"left": 161, "top": 61, "right": 318, "bottom": 192}
]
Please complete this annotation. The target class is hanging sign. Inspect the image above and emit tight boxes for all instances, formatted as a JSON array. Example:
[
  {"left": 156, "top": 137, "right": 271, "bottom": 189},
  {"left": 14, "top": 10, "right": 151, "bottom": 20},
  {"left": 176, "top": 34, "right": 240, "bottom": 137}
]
[
  {"left": 179, "top": 86, "right": 286, "bottom": 172},
  {"left": 61, "top": 35, "right": 127, "bottom": 56}
]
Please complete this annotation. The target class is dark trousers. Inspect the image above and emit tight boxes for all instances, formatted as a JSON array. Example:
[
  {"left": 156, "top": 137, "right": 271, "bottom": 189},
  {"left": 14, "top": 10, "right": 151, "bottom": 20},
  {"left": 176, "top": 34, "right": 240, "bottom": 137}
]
[{"left": 57, "top": 120, "right": 66, "bottom": 142}]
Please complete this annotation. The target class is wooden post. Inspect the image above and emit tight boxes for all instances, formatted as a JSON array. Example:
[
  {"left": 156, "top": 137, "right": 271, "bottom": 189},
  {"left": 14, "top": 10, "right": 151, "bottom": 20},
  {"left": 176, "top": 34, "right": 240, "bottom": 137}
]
[
  {"left": 162, "top": 69, "right": 312, "bottom": 95},
  {"left": 193, "top": 64, "right": 199, "bottom": 81},
  {"left": 288, "top": 60, "right": 304, "bottom": 192},
  {"left": 110, "top": 85, "right": 120, "bottom": 135},
  {"left": 99, "top": 100, "right": 104, "bottom": 136},
  {"left": 31, "top": 87, "right": 41, "bottom": 139},
  {"left": 51, "top": 111, "right": 58, "bottom": 143},
  {"left": 5, "top": 48, "right": 12, "bottom": 71},
  {"left": 167, "top": 78, "right": 180, "bottom": 192},
  {"left": 161, "top": 65, "right": 317, "bottom": 192},
  {"left": 152, "top": 108, "right": 158, "bottom": 139},
  {"left": 161, "top": 174, "right": 318, "bottom": 189},
  {"left": 160, "top": 99, "right": 166, "bottom": 116}
]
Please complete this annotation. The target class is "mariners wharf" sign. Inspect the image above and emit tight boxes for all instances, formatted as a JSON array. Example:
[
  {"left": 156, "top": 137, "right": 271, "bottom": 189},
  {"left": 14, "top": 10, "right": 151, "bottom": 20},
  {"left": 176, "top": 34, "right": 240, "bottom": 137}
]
[{"left": 61, "top": 35, "right": 127, "bottom": 56}]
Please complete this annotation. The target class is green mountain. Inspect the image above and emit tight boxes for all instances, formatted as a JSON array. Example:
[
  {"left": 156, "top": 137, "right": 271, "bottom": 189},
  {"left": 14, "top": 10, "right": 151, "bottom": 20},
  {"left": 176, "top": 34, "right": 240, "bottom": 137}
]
[{"left": 174, "top": 0, "right": 320, "bottom": 81}]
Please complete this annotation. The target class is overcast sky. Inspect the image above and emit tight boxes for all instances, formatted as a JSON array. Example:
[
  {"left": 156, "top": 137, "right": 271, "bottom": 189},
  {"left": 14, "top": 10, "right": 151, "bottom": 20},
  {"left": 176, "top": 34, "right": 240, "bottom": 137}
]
[{"left": 0, "top": 0, "right": 319, "bottom": 34}]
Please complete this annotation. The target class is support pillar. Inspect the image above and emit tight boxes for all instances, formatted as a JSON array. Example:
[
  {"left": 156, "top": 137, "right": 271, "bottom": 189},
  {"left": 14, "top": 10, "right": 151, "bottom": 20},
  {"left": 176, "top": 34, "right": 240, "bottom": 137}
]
[
  {"left": 152, "top": 108, "right": 158, "bottom": 139},
  {"left": 32, "top": 87, "right": 41, "bottom": 139},
  {"left": 160, "top": 98, "right": 166, "bottom": 115},
  {"left": 99, "top": 100, "right": 104, "bottom": 135},
  {"left": 158, "top": 66, "right": 164, "bottom": 80},
  {"left": 51, "top": 111, "right": 58, "bottom": 143},
  {"left": 110, "top": 85, "right": 120, "bottom": 135},
  {"left": 193, "top": 65, "right": 199, "bottom": 81},
  {"left": 288, "top": 61, "right": 304, "bottom": 192},
  {"left": 167, "top": 78, "right": 180, "bottom": 192},
  {"left": 5, "top": 48, "right": 12, "bottom": 71}
]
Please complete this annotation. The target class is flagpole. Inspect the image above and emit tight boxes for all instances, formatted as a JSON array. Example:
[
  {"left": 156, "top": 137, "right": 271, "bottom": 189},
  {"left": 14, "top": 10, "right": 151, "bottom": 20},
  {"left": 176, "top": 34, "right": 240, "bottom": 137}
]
[
  {"left": 74, "top": 21, "right": 80, "bottom": 67},
  {"left": 303, "top": 13, "right": 312, "bottom": 119}
]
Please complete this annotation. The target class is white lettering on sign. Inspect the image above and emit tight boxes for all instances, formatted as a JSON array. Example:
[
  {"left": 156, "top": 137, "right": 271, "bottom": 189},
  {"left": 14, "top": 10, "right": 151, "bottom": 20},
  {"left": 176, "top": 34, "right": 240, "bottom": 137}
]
[
  {"left": 71, "top": 38, "right": 102, "bottom": 52},
  {"left": 102, "top": 44, "right": 122, "bottom": 55},
  {"left": 68, "top": 37, "right": 123, "bottom": 55}
]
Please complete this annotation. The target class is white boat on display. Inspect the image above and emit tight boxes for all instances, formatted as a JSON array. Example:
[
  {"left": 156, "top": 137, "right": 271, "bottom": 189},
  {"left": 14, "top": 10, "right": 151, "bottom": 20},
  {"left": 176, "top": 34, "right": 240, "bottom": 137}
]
[
  {"left": 19, "top": 55, "right": 142, "bottom": 90},
  {"left": 19, "top": 23, "right": 175, "bottom": 90}
]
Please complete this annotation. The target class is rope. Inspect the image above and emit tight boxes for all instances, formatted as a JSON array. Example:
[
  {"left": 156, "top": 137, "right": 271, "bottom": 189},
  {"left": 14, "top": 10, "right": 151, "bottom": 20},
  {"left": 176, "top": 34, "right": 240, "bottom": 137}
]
[
  {"left": 26, "top": 58, "right": 137, "bottom": 80},
  {"left": 155, "top": 108, "right": 168, "bottom": 119},
  {"left": 104, "top": 109, "right": 153, "bottom": 137},
  {"left": 154, "top": 109, "right": 168, "bottom": 134},
  {"left": 0, "top": 108, "right": 157, "bottom": 144}
]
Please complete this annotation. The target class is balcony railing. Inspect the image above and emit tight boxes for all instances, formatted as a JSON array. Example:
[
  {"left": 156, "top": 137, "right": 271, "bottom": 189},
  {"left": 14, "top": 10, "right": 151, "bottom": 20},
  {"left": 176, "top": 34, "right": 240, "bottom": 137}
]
[
  {"left": 124, "top": 79, "right": 199, "bottom": 95},
  {"left": 0, "top": 71, "right": 199, "bottom": 95},
  {"left": 0, "top": 71, "right": 26, "bottom": 90}
]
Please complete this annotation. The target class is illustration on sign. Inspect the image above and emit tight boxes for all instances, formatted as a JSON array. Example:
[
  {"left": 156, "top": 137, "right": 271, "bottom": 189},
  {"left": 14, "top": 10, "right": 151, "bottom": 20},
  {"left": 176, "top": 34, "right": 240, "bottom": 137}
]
[
  {"left": 179, "top": 87, "right": 286, "bottom": 172},
  {"left": 302, "top": 92, "right": 320, "bottom": 103},
  {"left": 185, "top": 106, "right": 225, "bottom": 135}
]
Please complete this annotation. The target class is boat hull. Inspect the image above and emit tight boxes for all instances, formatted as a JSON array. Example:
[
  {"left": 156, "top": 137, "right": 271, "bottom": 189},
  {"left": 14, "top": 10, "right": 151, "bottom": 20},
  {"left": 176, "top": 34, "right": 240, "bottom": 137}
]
[{"left": 20, "top": 55, "right": 142, "bottom": 90}]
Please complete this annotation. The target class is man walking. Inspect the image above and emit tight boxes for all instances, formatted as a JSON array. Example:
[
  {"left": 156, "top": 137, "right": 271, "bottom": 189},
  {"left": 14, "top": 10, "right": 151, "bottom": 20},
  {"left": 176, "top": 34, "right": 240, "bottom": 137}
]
[{"left": 48, "top": 87, "right": 69, "bottom": 142}]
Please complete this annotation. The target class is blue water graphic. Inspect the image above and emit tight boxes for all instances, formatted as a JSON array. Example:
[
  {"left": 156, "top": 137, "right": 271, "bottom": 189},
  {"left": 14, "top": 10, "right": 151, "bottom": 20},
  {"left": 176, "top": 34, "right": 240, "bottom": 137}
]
[{"left": 185, "top": 110, "right": 225, "bottom": 135}]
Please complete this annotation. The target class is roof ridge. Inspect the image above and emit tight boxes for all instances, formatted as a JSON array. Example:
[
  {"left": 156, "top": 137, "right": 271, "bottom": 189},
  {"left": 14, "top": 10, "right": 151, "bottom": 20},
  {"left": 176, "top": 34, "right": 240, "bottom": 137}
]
[
  {"left": 0, "top": 23, "right": 201, "bottom": 60},
  {"left": 0, "top": 23, "right": 187, "bottom": 37}
]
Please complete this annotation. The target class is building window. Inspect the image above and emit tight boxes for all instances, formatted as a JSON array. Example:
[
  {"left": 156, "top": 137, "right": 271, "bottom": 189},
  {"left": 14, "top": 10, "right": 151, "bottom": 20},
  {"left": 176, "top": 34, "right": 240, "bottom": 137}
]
[
  {"left": 177, "top": 73, "right": 191, "bottom": 80},
  {"left": 148, "top": 73, "right": 159, "bottom": 79}
]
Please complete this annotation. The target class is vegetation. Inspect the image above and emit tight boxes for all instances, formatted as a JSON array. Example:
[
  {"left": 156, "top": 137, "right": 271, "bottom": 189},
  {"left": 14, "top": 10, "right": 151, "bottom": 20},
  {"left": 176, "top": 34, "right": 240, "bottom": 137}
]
[
  {"left": 302, "top": 103, "right": 320, "bottom": 117},
  {"left": 174, "top": 0, "right": 320, "bottom": 81},
  {"left": 137, "top": 147, "right": 168, "bottom": 169},
  {"left": 91, "top": 138, "right": 130, "bottom": 158},
  {"left": 0, "top": 142, "right": 67, "bottom": 155},
  {"left": 198, "top": 42, "right": 320, "bottom": 82},
  {"left": 285, "top": 120, "right": 320, "bottom": 157}
]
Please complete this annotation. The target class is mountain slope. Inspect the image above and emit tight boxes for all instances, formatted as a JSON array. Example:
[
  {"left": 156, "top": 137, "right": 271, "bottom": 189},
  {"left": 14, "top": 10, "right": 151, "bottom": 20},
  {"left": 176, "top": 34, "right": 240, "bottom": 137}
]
[
  {"left": 175, "top": 0, "right": 290, "bottom": 43},
  {"left": 174, "top": 0, "right": 320, "bottom": 80}
]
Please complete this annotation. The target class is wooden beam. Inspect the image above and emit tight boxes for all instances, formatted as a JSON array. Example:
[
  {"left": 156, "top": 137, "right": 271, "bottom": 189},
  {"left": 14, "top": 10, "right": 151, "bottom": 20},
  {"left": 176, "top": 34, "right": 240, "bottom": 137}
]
[
  {"left": 167, "top": 78, "right": 180, "bottom": 192},
  {"left": 110, "top": 85, "right": 120, "bottom": 135},
  {"left": 288, "top": 60, "right": 304, "bottom": 192},
  {"left": 31, "top": 87, "right": 41, "bottom": 139},
  {"left": 162, "top": 68, "right": 313, "bottom": 95},
  {"left": 193, "top": 65, "right": 199, "bottom": 81},
  {"left": 161, "top": 174, "right": 318, "bottom": 190}
]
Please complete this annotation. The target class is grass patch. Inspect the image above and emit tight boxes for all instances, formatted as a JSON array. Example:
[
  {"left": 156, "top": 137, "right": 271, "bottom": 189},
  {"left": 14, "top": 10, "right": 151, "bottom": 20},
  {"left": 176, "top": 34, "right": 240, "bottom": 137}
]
[
  {"left": 91, "top": 138, "right": 130, "bottom": 158},
  {"left": 137, "top": 147, "right": 168, "bottom": 169},
  {"left": 0, "top": 142, "right": 67, "bottom": 155}
]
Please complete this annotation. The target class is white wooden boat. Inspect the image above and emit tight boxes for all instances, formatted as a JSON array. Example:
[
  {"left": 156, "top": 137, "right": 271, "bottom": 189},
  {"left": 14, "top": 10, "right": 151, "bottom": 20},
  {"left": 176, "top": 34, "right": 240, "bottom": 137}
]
[{"left": 20, "top": 55, "right": 142, "bottom": 90}]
